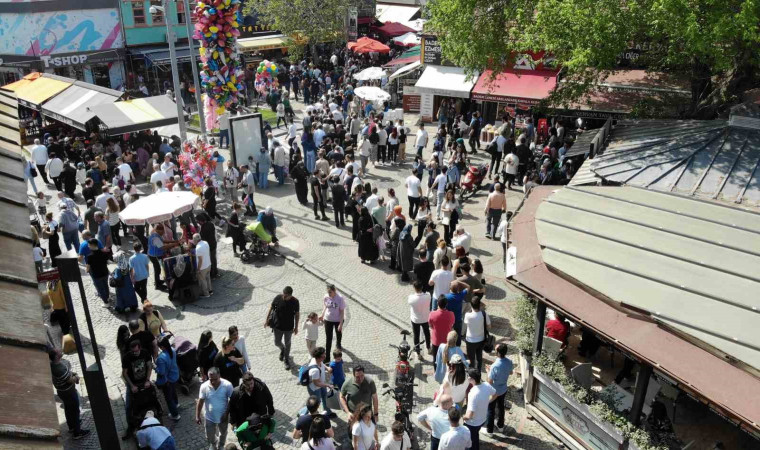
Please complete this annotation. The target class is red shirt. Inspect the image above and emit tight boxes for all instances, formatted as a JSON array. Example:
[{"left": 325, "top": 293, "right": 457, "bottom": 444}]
[
  {"left": 429, "top": 309, "right": 455, "bottom": 346},
  {"left": 545, "top": 319, "right": 570, "bottom": 343}
]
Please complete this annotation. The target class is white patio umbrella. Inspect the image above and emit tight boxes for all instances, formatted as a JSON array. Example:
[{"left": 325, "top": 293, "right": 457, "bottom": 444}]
[
  {"left": 392, "top": 32, "right": 421, "bottom": 47},
  {"left": 354, "top": 86, "right": 391, "bottom": 102},
  {"left": 353, "top": 67, "right": 387, "bottom": 81},
  {"left": 120, "top": 191, "right": 201, "bottom": 226}
]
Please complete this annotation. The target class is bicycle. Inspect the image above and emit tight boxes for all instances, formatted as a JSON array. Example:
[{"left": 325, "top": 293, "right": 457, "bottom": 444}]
[{"left": 383, "top": 330, "right": 425, "bottom": 449}]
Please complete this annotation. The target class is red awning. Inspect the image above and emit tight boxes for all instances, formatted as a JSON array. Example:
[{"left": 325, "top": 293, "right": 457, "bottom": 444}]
[
  {"left": 357, "top": 17, "right": 374, "bottom": 25},
  {"left": 472, "top": 69, "right": 557, "bottom": 105},
  {"left": 382, "top": 54, "right": 419, "bottom": 68},
  {"left": 347, "top": 37, "right": 391, "bottom": 54},
  {"left": 371, "top": 21, "right": 417, "bottom": 38}
]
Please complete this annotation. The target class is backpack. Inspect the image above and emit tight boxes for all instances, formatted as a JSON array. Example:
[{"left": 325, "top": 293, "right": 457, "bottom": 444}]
[{"left": 298, "top": 364, "right": 320, "bottom": 386}]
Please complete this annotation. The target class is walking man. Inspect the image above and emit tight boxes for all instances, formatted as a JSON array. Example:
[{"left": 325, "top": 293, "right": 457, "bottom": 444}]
[
  {"left": 462, "top": 368, "right": 496, "bottom": 450},
  {"left": 486, "top": 344, "right": 513, "bottom": 434},
  {"left": 196, "top": 367, "right": 233, "bottom": 450},
  {"left": 193, "top": 234, "right": 213, "bottom": 297},
  {"left": 264, "top": 286, "right": 300, "bottom": 369},
  {"left": 49, "top": 349, "right": 90, "bottom": 439},
  {"left": 31, "top": 138, "right": 50, "bottom": 183},
  {"left": 129, "top": 242, "right": 150, "bottom": 302}
]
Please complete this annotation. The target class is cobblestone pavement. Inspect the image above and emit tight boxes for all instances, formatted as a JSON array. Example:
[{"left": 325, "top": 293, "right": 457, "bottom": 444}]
[{"left": 36, "top": 101, "right": 562, "bottom": 449}]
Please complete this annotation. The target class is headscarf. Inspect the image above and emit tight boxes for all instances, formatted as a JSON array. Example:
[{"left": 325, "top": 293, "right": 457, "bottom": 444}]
[
  {"left": 393, "top": 205, "right": 405, "bottom": 220},
  {"left": 117, "top": 252, "right": 130, "bottom": 272},
  {"left": 399, "top": 224, "right": 413, "bottom": 242}
]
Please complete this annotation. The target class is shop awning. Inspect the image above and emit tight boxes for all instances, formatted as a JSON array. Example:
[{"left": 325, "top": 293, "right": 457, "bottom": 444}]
[
  {"left": 471, "top": 69, "right": 556, "bottom": 105},
  {"left": 383, "top": 55, "right": 419, "bottom": 68},
  {"left": 389, "top": 60, "right": 421, "bottom": 81},
  {"left": 0, "top": 73, "right": 42, "bottom": 92},
  {"left": 237, "top": 34, "right": 289, "bottom": 52},
  {"left": 42, "top": 82, "right": 123, "bottom": 131},
  {"left": 90, "top": 95, "right": 185, "bottom": 135},
  {"left": 357, "top": 17, "right": 374, "bottom": 25},
  {"left": 347, "top": 37, "right": 390, "bottom": 54},
  {"left": 392, "top": 32, "right": 420, "bottom": 47},
  {"left": 414, "top": 66, "right": 477, "bottom": 99},
  {"left": 14, "top": 75, "right": 72, "bottom": 110},
  {"left": 371, "top": 22, "right": 417, "bottom": 38},
  {"left": 376, "top": 5, "right": 420, "bottom": 23}
]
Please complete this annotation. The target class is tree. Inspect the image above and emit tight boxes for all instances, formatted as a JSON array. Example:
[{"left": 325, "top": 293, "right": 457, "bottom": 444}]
[
  {"left": 426, "top": 0, "right": 760, "bottom": 118},
  {"left": 244, "top": 0, "right": 353, "bottom": 61}
]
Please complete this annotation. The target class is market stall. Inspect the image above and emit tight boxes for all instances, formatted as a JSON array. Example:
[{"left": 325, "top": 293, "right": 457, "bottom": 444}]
[
  {"left": 89, "top": 95, "right": 187, "bottom": 136},
  {"left": 471, "top": 69, "right": 557, "bottom": 126},
  {"left": 388, "top": 61, "right": 422, "bottom": 112},
  {"left": 414, "top": 65, "right": 477, "bottom": 123},
  {"left": 41, "top": 82, "right": 123, "bottom": 131}
]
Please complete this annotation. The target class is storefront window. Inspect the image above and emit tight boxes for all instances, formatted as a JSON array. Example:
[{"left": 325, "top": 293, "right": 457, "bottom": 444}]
[
  {"left": 131, "top": 1, "right": 146, "bottom": 25},
  {"left": 150, "top": 0, "right": 165, "bottom": 25},
  {"left": 176, "top": 1, "right": 186, "bottom": 24}
]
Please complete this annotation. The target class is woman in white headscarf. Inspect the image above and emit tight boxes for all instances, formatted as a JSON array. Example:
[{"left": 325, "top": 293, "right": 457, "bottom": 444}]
[{"left": 113, "top": 252, "right": 138, "bottom": 313}]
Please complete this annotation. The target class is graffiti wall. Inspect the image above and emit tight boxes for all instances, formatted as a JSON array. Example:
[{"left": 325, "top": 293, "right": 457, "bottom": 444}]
[{"left": 0, "top": 8, "right": 122, "bottom": 56}]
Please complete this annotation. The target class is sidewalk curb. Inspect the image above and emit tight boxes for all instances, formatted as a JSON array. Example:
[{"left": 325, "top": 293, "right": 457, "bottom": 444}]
[{"left": 277, "top": 252, "right": 408, "bottom": 332}]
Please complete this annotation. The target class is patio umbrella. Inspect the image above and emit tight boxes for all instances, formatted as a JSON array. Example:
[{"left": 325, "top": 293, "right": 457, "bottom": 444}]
[
  {"left": 353, "top": 67, "right": 387, "bottom": 81},
  {"left": 392, "top": 32, "right": 421, "bottom": 47},
  {"left": 347, "top": 37, "right": 391, "bottom": 54},
  {"left": 120, "top": 191, "right": 201, "bottom": 226},
  {"left": 354, "top": 86, "right": 391, "bottom": 102}
]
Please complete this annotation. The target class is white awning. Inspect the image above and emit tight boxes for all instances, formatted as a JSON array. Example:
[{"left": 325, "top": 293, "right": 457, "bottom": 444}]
[
  {"left": 376, "top": 5, "right": 420, "bottom": 23},
  {"left": 414, "top": 66, "right": 477, "bottom": 98},
  {"left": 389, "top": 60, "right": 421, "bottom": 81}
]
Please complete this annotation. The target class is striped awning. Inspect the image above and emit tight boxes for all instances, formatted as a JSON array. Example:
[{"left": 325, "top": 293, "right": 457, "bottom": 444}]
[
  {"left": 237, "top": 34, "right": 289, "bottom": 51},
  {"left": 42, "top": 83, "right": 122, "bottom": 131},
  {"left": 90, "top": 96, "right": 184, "bottom": 135},
  {"left": 14, "top": 76, "right": 72, "bottom": 110}
]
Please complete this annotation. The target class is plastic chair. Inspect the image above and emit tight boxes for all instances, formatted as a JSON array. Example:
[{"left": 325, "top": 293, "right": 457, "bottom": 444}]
[
  {"left": 659, "top": 382, "right": 681, "bottom": 423},
  {"left": 570, "top": 363, "right": 594, "bottom": 390},
  {"left": 543, "top": 336, "right": 564, "bottom": 359}
]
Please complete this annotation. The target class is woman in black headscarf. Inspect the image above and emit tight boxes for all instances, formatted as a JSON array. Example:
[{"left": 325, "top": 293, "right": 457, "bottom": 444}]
[
  {"left": 358, "top": 207, "right": 378, "bottom": 263},
  {"left": 290, "top": 158, "right": 309, "bottom": 205},
  {"left": 397, "top": 224, "right": 415, "bottom": 281}
]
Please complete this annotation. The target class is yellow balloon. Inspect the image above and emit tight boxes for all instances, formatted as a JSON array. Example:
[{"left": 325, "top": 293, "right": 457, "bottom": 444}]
[
  {"left": 216, "top": 106, "right": 225, "bottom": 115},
  {"left": 209, "top": 26, "right": 219, "bottom": 33},
  {"left": 199, "top": 47, "right": 206, "bottom": 55},
  {"left": 198, "top": 2, "right": 205, "bottom": 7},
  {"left": 204, "top": 32, "right": 212, "bottom": 37},
  {"left": 225, "top": 0, "right": 231, "bottom": 4},
  {"left": 270, "top": 64, "right": 276, "bottom": 70},
  {"left": 213, "top": 50, "right": 219, "bottom": 59},
  {"left": 225, "top": 32, "right": 232, "bottom": 37},
  {"left": 232, "top": 21, "right": 238, "bottom": 27}
]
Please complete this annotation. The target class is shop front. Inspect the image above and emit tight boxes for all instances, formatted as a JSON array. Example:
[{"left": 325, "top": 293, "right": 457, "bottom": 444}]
[
  {"left": 471, "top": 69, "right": 557, "bottom": 128},
  {"left": 414, "top": 65, "right": 477, "bottom": 123},
  {"left": 0, "top": 50, "right": 126, "bottom": 90}
]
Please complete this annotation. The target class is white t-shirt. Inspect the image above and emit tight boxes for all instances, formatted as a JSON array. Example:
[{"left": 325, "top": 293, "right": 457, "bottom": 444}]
[
  {"left": 415, "top": 129, "right": 428, "bottom": 148},
  {"left": 430, "top": 269, "right": 455, "bottom": 301},
  {"left": 303, "top": 320, "right": 320, "bottom": 341},
  {"left": 380, "top": 431, "right": 411, "bottom": 450},
  {"left": 465, "top": 383, "right": 496, "bottom": 427},
  {"left": 95, "top": 192, "right": 114, "bottom": 211},
  {"left": 504, "top": 153, "right": 519, "bottom": 175},
  {"left": 408, "top": 292, "right": 431, "bottom": 324},
  {"left": 365, "top": 194, "right": 379, "bottom": 212},
  {"left": 434, "top": 173, "right": 447, "bottom": 194},
  {"left": 161, "top": 161, "right": 176, "bottom": 177},
  {"left": 301, "top": 438, "right": 336, "bottom": 450},
  {"left": 195, "top": 240, "right": 211, "bottom": 270},
  {"left": 438, "top": 425, "right": 471, "bottom": 450},
  {"left": 118, "top": 163, "right": 133, "bottom": 180},
  {"left": 406, "top": 175, "right": 421, "bottom": 198},
  {"left": 31, "top": 144, "right": 48, "bottom": 164},
  {"left": 33, "top": 247, "right": 44, "bottom": 262},
  {"left": 464, "top": 310, "right": 491, "bottom": 343},
  {"left": 289, "top": 123, "right": 298, "bottom": 139},
  {"left": 150, "top": 170, "right": 168, "bottom": 187},
  {"left": 308, "top": 358, "right": 327, "bottom": 392},
  {"left": 352, "top": 420, "right": 376, "bottom": 450}
]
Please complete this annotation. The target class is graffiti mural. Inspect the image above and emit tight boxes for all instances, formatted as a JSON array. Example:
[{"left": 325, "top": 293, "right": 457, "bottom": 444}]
[{"left": 0, "top": 9, "right": 122, "bottom": 56}]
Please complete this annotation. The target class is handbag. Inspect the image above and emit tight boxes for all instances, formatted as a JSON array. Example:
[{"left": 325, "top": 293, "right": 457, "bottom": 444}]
[
  {"left": 30, "top": 165, "right": 38, "bottom": 177},
  {"left": 482, "top": 310, "right": 495, "bottom": 353},
  {"left": 109, "top": 269, "right": 124, "bottom": 288}
]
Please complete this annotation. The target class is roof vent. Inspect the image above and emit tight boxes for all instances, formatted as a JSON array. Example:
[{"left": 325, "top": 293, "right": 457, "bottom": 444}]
[{"left": 729, "top": 103, "right": 760, "bottom": 130}]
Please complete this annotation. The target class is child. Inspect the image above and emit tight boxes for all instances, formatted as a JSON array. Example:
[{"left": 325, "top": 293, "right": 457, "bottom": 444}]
[
  {"left": 32, "top": 243, "right": 45, "bottom": 273},
  {"left": 35, "top": 191, "right": 47, "bottom": 218},
  {"left": 329, "top": 349, "right": 345, "bottom": 390},
  {"left": 303, "top": 312, "right": 320, "bottom": 355}
]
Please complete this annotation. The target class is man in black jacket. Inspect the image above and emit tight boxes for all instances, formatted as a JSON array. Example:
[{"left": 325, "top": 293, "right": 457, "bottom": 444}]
[
  {"left": 330, "top": 175, "right": 346, "bottom": 228},
  {"left": 515, "top": 135, "right": 532, "bottom": 185},
  {"left": 197, "top": 213, "right": 218, "bottom": 278},
  {"left": 229, "top": 372, "right": 275, "bottom": 429}
]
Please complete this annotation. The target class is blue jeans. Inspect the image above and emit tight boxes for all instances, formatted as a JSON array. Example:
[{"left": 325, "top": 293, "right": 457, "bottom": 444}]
[
  {"left": 57, "top": 388, "right": 81, "bottom": 433},
  {"left": 430, "top": 436, "right": 440, "bottom": 450},
  {"left": 465, "top": 423, "right": 482, "bottom": 450},
  {"left": 274, "top": 165, "right": 285, "bottom": 185},
  {"left": 158, "top": 381, "right": 179, "bottom": 417},
  {"left": 307, "top": 385, "right": 332, "bottom": 414},
  {"left": 219, "top": 129, "right": 229, "bottom": 148},
  {"left": 486, "top": 208, "right": 503, "bottom": 237},
  {"left": 63, "top": 229, "right": 80, "bottom": 252},
  {"left": 305, "top": 151, "right": 316, "bottom": 173},
  {"left": 258, "top": 166, "right": 270, "bottom": 189},
  {"left": 91, "top": 275, "right": 109, "bottom": 302},
  {"left": 157, "top": 435, "right": 177, "bottom": 450}
]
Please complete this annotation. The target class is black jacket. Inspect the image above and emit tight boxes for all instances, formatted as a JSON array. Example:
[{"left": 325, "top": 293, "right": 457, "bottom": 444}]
[{"left": 229, "top": 378, "right": 275, "bottom": 427}]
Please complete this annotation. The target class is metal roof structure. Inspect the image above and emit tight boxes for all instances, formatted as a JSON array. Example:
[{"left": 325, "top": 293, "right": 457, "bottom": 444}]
[
  {"left": 535, "top": 186, "right": 760, "bottom": 372},
  {"left": 508, "top": 185, "right": 760, "bottom": 433},
  {"left": 588, "top": 106, "right": 760, "bottom": 209}
]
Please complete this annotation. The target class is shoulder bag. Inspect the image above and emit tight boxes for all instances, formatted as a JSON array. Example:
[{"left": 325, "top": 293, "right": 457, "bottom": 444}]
[{"left": 482, "top": 310, "right": 495, "bottom": 353}]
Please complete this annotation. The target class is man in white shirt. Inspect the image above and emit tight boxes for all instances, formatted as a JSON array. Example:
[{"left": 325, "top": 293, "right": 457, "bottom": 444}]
[
  {"left": 161, "top": 154, "right": 177, "bottom": 178},
  {"left": 432, "top": 167, "right": 448, "bottom": 219},
  {"left": 30, "top": 138, "right": 50, "bottom": 183},
  {"left": 429, "top": 258, "right": 455, "bottom": 304},
  {"left": 193, "top": 233, "right": 213, "bottom": 297},
  {"left": 451, "top": 225, "right": 472, "bottom": 254},
  {"left": 405, "top": 169, "right": 423, "bottom": 219},
  {"left": 136, "top": 411, "right": 175, "bottom": 449},
  {"left": 307, "top": 347, "right": 335, "bottom": 416},
  {"left": 238, "top": 165, "right": 257, "bottom": 216},
  {"left": 364, "top": 187, "right": 379, "bottom": 212},
  {"left": 415, "top": 124, "right": 428, "bottom": 158},
  {"left": 418, "top": 394, "right": 453, "bottom": 449},
  {"left": 218, "top": 111, "right": 231, "bottom": 149},
  {"left": 95, "top": 186, "right": 114, "bottom": 211},
  {"left": 462, "top": 368, "right": 496, "bottom": 449},
  {"left": 380, "top": 421, "right": 412, "bottom": 450},
  {"left": 273, "top": 140, "right": 288, "bottom": 185},
  {"left": 438, "top": 408, "right": 471, "bottom": 450},
  {"left": 408, "top": 281, "right": 431, "bottom": 358},
  {"left": 195, "top": 367, "right": 233, "bottom": 450},
  {"left": 287, "top": 120, "right": 298, "bottom": 148},
  {"left": 116, "top": 157, "right": 134, "bottom": 183},
  {"left": 503, "top": 148, "right": 519, "bottom": 190},
  {"left": 46, "top": 152, "right": 64, "bottom": 191},
  {"left": 150, "top": 164, "right": 168, "bottom": 192}
]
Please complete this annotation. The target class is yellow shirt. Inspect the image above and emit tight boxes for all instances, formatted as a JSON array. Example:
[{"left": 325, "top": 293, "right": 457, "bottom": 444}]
[
  {"left": 139, "top": 311, "right": 165, "bottom": 337},
  {"left": 48, "top": 281, "right": 66, "bottom": 311}
]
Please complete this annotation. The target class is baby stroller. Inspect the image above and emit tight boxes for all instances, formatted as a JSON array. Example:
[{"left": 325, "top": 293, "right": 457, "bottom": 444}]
[
  {"left": 165, "top": 253, "right": 200, "bottom": 303},
  {"left": 127, "top": 385, "right": 163, "bottom": 437},
  {"left": 174, "top": 334, "right": 199, "bottom": 394},
  {"left": 240, "top": 221, "right": 274, "bottom": 263}
]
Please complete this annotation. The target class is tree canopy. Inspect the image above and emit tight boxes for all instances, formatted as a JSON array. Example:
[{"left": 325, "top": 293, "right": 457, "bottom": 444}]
[
  {"left": 243, "top": 0, "right": 353, "bottom": 60},
  {"left": 426, "top": 0, "right": 760, "bottom": 118}
]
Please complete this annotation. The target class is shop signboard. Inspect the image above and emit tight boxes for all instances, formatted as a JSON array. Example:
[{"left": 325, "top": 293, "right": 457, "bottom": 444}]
[
  {"left": 421, "top": 35, "right": 444, "bottom": 66},
  {"left": 346, "top": 7, "right": 358, "bottom": 42},
  {"left": 238, "top": 8, "right": 282, "bottom": 40},
  {"left": 230, "top": 113, "right": 265, "bottom": 168},
  {"left": 402, "top": 85, "right": 420, "bottom": 112},
  {"left": 472, "top": 93, "right": 542, "bottom": 105},
  {"left": 420, "top": 92, "right": 434, "bottom": 122},
  {"left": 0, "top": 49, "right": 123, "bottom": 70},
  {"left": 553, "top": 108, "right": 629, "bottom": 120}
]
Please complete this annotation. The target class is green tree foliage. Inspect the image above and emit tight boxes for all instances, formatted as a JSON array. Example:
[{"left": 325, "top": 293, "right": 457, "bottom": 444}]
[
  {"left": 426, "top": 0, "right": 760, "bottom": 118},
  {"left": 243, "top": 0, "right": 353, "bottom": 59}
]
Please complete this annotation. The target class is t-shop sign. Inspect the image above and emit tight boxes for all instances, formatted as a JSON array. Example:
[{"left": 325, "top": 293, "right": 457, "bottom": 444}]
[{"left": 41, "top": 54, "right": 89, "bottom": 68}]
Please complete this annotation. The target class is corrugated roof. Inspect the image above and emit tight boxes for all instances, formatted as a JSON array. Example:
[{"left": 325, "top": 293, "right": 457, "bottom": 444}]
[
  {"left": 0, "top": 88, "right": 59, "bottom": 445},
  {"left": 509, "top": 186, "right": 760, "bottom": 433},
  {"left": 535, "top": 186, "right": 760, "bottom": 372},
  {"left": 589, "top": 112, "right": 760, "bottom": 209}
]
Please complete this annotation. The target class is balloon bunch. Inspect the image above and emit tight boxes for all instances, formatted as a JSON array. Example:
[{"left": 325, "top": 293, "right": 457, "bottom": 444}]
[
  {"left": 179, "top": 140, "right": 217, "bottom": 192},
  {"left": 254, "top": 59, "right": 279, "bottom": 95},
  {"left": 193, "top": 0, "right": 245, "bottom": 118}
]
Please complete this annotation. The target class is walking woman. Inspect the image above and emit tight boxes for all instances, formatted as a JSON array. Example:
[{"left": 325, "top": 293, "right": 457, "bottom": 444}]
[
  {"left": 202, "top": 177, "right": 221, "bottom": 221},
  {"left": 156, "top": 335, "right": 181, "bottom": 420},
  {"left": 227, "top": 202, "right": 246, "bottom": 256},
  {"left": 106, "top": 197, "right": 122, "bottom": 246},
  {"left": 197, "top": 330, "right": 218, "bottom": 382},
  {"left": 463, "top": 297, "right": 491, "bottom": 372},
  {"left": 440, "top": 189, "right": 460, "bottom": 245},
  {"left": 113, "top": 253, "right": 138, "bottom": 313},
  {"left": 291, "top": 159, "right": 309, "bottom": 205},
  {"left": 358, "top": 207, "right": 379, "bottom": 263},
  {"left": 434, "top": 330, "right": 469, "bottom": 383},
  {"left": 320, "top": 284, "right": 346, "bottom": 362},
  {"left": 397, "top": 224, "right": 415, "bottom": 282},
  {"left": 42, "top": 212, "right": 62, "bottom": 267},
  {"left": 413, "top": 197, "right": 433, "bottom": 248},
  {"left": 352, "top": 403, "right": 379, "bottom": 450}
]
